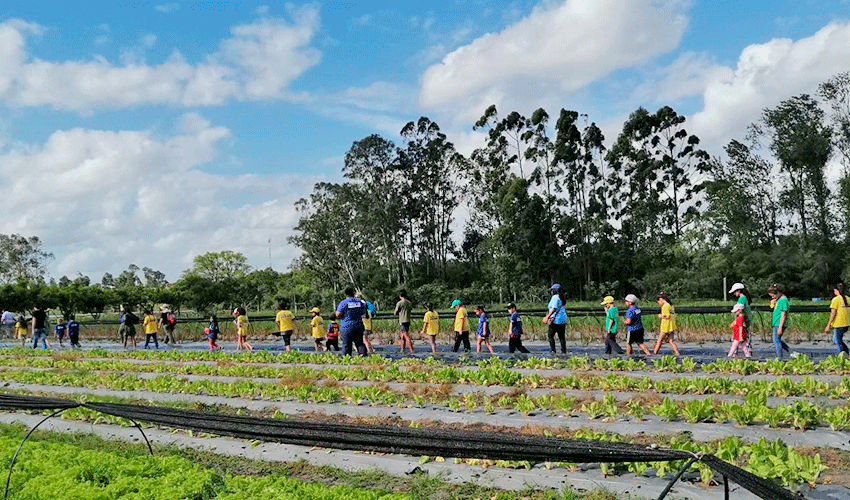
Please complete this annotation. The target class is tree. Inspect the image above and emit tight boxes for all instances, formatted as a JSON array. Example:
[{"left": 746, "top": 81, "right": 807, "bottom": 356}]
[
  {"left": 819, "top": 73, "right": 850, "bottom": 242},
  {"left": 100, "top": 272, "right": 115, "bottom": 288},
  {"left": 142, "top": 267, "right": 167, "bottom": 288},
  {"left": 115, "top": 264, "right": 142, "bottom": 288},
  {"left": 183, "top": 251, "right": 251, "bottom": 281},
  {"left": 0, "top": 234, "right": 53, "bottom": 284},
  {"left": 755, "top": 94, "right": 833, "bottom": 244}
]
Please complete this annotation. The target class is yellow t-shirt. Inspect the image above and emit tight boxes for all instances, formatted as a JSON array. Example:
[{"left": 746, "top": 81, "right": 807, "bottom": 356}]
[
  {"left": 659, "top": 302, "right": 675, "bottom": 333},
  {"left": 143, "top": 315, "right": 158, "bottom": 334},
  {"left": 423, "top": 311, "right": 440, "bottom": 336},
  {"left": 310, "top": 315, "right": 324, "bottom": 339},
  {"left": 362, "top": 310, "right": 372, "bottom": 330},
  {"left": 454, "top": 307, "right": 469, "bottom": 332},
  {"left": 276, "top": 310, "right": 295, "bottom": 332},
  {"left": 831, "top": 295, "right": 850, "bottom": 328},
  {"left": 14, "top": 323, "right": 26, "bottom": 339},
  {"left": 236, "top": 315, "right": 249, "bottom": 336}
]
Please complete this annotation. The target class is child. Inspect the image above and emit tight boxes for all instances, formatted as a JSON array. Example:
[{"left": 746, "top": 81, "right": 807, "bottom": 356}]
[
  {"left": 233, "top": 307, "right": 253, "bottom": 351},
  {"left": 275, "top": 300, "right": 295, "bottom": 352},
  {"left": 394, "top": 290, "right": 414, "bottom": 353},
  {"left": 451, "top": 299, "right": 471, "bottom": 352},
  {"left": 326, "top": 314, "right": 340, "bottom": 351},
  {"left": 653, "top": 291, "right": 680, "bottom": 357},
  {"left": 601, "top": 296, "right": 625, "bottom": 355},
  {"left": 356, "top": 293, "right": 376, "bottom": 354},
  {"left": 419, "top": 303, "right": 439, "bottom": 353},
  {"left": 143, "top": 309, "right": 159, "bottom": 349},
  {"left": 507, "top": 303, "right": 529, "bottom": 353},
  {"left": 623, "top": 294, "right": 651, "bottom": 356},
  {"left": 309, "top": 307, "right": 325, "bottom": 351},
  {"left": 14, "top": 315, "right": 27, "bottom": 348},
  {"left": 54, "top": 320, "right": 67, "bottom": 348},
  {"left": 474, "top": 305, "right": 494, "bottom": 354},
  {"left": 66, "top": 315, "right": 81, "bottom": 348},
  {"left": 206, "top": 315, "right": 222, "bottom": 350},
  {"left": 728, "top": 303, "right": 752, "bottom": 358}
]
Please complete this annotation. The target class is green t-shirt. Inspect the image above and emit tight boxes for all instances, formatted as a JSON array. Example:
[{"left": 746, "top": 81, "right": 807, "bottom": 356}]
[
  {"left": 395, "top": 299, "right": 412, "bottom": 324},
  {"left": 737, "top": 295, "right": 752, "bottom": 324},
  {"left": 606, "top": 306, "right": 619, "bottom": 334},
  {"left": 772, "top": 296, "right": 789, "bottom": 328}
]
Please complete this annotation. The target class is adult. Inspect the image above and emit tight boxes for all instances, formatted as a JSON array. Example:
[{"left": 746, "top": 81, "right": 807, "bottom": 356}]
[
  {"left": 335, "top": 286, "right": 367, "bottom": 356},
  {"left": 158, "top": 305, "right": 177, "bottom": 345},
  {"left": 394, "top": 290, "right": 414, "bottom": 353},
  {"left": 31, "top": 305, "right": 49, "bottom": 349},
  {"left": 542, "top": 284, "right": 568, "bottom": 354},
  {"left": 728, "top": 282, "right": 753, "bottom": 351},
  {"left": 825, "top": 282, "right": 850, "bottom": 355},
  {"left": 356, "top": 293, "right": 377, "bottom": 354},
  {"left": 601, "top": 296, "right": 625, "bottom": 355},
  {"left": 1, "top": 308, "right": 15, "bottom": 339},
  {"left": 623, "top": 294, "right": 651, "bottom": 356},
  {"left": 769, "top": 284, "right": 792, "bottom": 358},
  {"left": 119, "top": 304, "right": 137, "bottom": 350},
  {"left": 275, "top": 300, "right": 295, "bottom": 352},
  {"left": 652, "top": 292, "right": 680, "bottom": 357},
  {"left": 451, "top": 299, "right": 471, "bottom": 352}
]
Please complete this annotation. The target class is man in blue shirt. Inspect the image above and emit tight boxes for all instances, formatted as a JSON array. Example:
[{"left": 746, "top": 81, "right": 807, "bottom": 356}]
[
  {"left": 66, "top": 315, "right": 81, "bottom": 348},
  {"left": 507, "top": 303, "right": 530, "bottom": 354},
  {"left": 623, "top": 294, "right": 651, "bottom": 356},
  {"left": 54, "top": 321, "right": 67, "bottom": 347},
  {"left": 543, "top": 284, "right": 568, "bottom": 353},
  {"left": 334, "top": 286, "right": 367, "bottom": 356}
]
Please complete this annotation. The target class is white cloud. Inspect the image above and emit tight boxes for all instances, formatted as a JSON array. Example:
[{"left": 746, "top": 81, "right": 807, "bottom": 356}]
[
  {"left": 0, "top": 115, "right": 321, "bottom": 280},
  {"left": 0, "top": 8, "right": 321, "bottom": 112},
  {"left": 687, "top": 21, "right": 850, "bottom": 153},
  {"left": 255, "top": 5, "right": 270, "bottom": 16},
  {"left": 419, "top": 0, "right": 689, "bottom": 110},
  {"left": 142, "top": 33, "right": 157, "bottom": 48},
  {"left": 154, "top": 3, "right": 180, "bottom": 14}
]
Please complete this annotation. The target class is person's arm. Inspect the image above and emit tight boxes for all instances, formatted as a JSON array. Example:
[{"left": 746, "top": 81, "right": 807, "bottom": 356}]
[
  {"left": 508, "top": 316, "right": 513, "bottom": 337},
  {"left": 778, "top": 298, "right": 787, "bottom": 334},
  {"left": 826, "top": 308, "right": 838, "bottom": 332}
]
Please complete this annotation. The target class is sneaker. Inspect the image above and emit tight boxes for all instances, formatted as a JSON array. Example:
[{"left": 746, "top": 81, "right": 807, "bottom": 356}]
[{"left": 790, "top": 352, "right": 799, "bottom": 359}]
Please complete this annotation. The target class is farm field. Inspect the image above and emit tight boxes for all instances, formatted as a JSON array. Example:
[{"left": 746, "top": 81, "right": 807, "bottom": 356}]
[{"left": 0, "top": 343, "right": 848, "bottom": 499}]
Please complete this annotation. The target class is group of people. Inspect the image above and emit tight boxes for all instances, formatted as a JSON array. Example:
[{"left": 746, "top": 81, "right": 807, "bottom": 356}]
[
  {"left": 117, "top": 304, "right": 179, "bottom": 350},
  {"left": 0, "top": 306, "right": 82, "bottom": 349}
]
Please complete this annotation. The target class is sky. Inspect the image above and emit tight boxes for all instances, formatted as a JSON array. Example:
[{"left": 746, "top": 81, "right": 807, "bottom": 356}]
[{"left": 0, "top": 0, "right": 848, "bottom": 282}]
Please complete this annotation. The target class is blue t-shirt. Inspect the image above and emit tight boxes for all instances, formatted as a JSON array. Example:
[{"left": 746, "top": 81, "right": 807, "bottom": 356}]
[
  {"left": 54, "top": 324, "right": 66, "bottom": 336},
  {"left": 336, "top": 297, "right": 366, "bottom": 329},
  {"left": 625, "top": 305, "right": 643, "bottom": 332},
  {"left": 208, "top": 321, "right": 220, "bottom": 335},
  {"left": 509, "top": 312, "right": 523, "bottom": 338},
  {"left": 477, "top": 312, "right": 489, "bottom": 337},
  {"left": 66, "top": 320, "right": 80, "bottom": 336},
  {"left": 548, "top": 295, "right": 568, "bottom": 324}
]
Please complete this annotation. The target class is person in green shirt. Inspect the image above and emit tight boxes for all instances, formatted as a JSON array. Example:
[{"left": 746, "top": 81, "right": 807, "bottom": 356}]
[
  {"left": 769, "top": 284, "right": 793, "bottom": 358},
  {"left": 601, "top": 296, "right": 625, "bottom": 355}
]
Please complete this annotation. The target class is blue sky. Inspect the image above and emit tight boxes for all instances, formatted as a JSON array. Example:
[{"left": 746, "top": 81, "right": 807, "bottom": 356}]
[{"left": 0, "top": 0, "right": 848, "bottom": 282}]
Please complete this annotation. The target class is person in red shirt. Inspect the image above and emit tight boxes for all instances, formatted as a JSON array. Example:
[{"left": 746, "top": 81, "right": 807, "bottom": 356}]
[{"left": 727, "top": 303, "right": 751, "bottom": 358}]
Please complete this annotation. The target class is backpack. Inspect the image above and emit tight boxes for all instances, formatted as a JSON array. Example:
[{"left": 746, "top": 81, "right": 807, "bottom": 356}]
[
  {"left": 167, "top": 312, "right": 177, "bottom": 326},
  {"left": 124, "top": 312, "right": 139, "bottom": 326}
]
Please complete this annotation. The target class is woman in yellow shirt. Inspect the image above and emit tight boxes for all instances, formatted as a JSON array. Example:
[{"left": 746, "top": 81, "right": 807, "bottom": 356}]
[
  {"left": 143, "top": 309, "right": 159, "bottom": 349},
  {"left": 419, "top": 304, "right": 440, "bottom": 353},
  {"left": 233, "top": 307, "right": 253, "bottom": 351},
  {"left": 825, "top": 282, "right": 850, "bottom": 355},
  {"left": 652, "top": 292, "right": 680, "bottom": 356}
]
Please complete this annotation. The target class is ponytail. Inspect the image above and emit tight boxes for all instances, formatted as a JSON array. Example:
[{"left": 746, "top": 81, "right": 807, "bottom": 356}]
[
  {"left": 741, "top": 288, "right": 752, "bottom": 305},
  {"left": 839, "top": 283, "right": 849, "bottom": 307}
]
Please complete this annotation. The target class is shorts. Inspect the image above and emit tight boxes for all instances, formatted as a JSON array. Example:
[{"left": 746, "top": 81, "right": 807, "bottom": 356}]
[
  {"left": 400, "top": 322, "right": 410, "bottom": 333},
  {"left": 281, "top": 330, "right": 293, "bottom": 346},
  {"left": 659, "top": 330, "right": 675, "bottom": 340},
  {"left": 626, "top": 328, "right": 645, "bottom": 344},
  {"left": 120, "top": 324, "right": 135, "bottom": 338},
  {"left": 477, "top": 332, "right": 489, "bottom": 340}
]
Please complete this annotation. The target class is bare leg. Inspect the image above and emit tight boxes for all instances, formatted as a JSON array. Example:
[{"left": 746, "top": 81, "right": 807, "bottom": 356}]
[
  {"left": 639, "top": 343, "right": 651, "bottom": 356},
  {"left": 670, "top": 339, "right": 680, "bottom": 357},
  {"left": 486, "top": 340, "right": 494, "bottom": 354}
]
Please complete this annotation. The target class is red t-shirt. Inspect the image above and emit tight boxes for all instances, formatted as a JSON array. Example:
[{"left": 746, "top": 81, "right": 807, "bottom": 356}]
[{"left": 731, "top": 315, "right": 748, "bottom": 342}]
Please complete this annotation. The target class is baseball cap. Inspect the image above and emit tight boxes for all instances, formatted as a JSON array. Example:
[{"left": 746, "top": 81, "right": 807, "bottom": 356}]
[
  {"left": 232, "top": 308, "right": 239, "bottom": 316},
  {"left": 550, "top": 283, "right": 561, "bottom": 291},
  {"left": 728, "top": 282, "right": 745, "bottom": 294},
  {"left": 624, "top": 294, "right": 639, "bottom": 304},
  {"left": 309, "top": 307, "right": 320, "bottom": 313},
  {"left": 451, "top": 299, "right": 462, "bottom": 308},
  {"left": 731, "top": 303, "right": 744, "bottom": 313},
  {"left": 600, "top": 296, "right": 614, "bottom": 305}
]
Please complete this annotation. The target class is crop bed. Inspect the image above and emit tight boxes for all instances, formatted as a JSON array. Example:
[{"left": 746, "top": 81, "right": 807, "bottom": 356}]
[{"left": 0, "top": 347, "right": 848, "bottom": 499}]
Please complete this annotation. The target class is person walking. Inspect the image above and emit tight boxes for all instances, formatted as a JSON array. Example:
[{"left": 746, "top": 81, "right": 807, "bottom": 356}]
[
  {"left": 728, "top": 303, "right": 752, "bottom": 358},
  {"left": 394, "top": 290, "right": 414, "bottom": 353},
  {"left": 334, "top": 286, "right": 368, "bottom": 356},
  {"left": 623, "top": 294, "right": 651, "bottom": 356},
  {"left": 32, "top": 306, "right": 50, "bottom": 349},
  {"left": 206, "top": 315, "right": 222, "bottom": 350},
  {"left": 601, "top": 296, "right": 625, "bottom": 355},
  {"left": 275, "top": 300, "right": 295, "bottom": 352},
  {"left": 543, "top": 284, "right": 568, "bottom": 353},
  {"left": 728, "top": 282, "right": 753, "bottom": 351},
  {"left": 652, "top": 292, "right": 680, "bottom": 357},
  {"left": 143, "top": 309, "right": 159, "bottom": 349},
  {"left": 506, "top": 303, "right": 530, "bottom": 353},
  {"left": 769, "top": 284, "right": 793, "bottom": 358},
  {"left": 66, "top": 315, "right": 81, "bottom": 348},
  {"left": 356, "top": 293, "right": 377, "bottom": 354},
  {"left": 825, "top": 282, "right": 850, "bottom": 355},
  {"left": 119, "top": 304, "right": 137, "bottom": 350},
  {"left": 1, "top": 309, "right": 15, "bottom": 340},
  {"left": 309, "top": 307, "right": 325, "bottom": 351},
  {"left": 233, "top": 307, "right": 253, "bottom": 351},
  {"left": 451, "top": 299, "right": 471, "bottom": 352},
  {"left": 419, "top": 303, "right": 440, "bottom": 354},
  {"left": 474, "top": 305, "right": 494, "bottom": 354},
  {"left": 158, "top": 306, "right": 177, "bottom": 345}
]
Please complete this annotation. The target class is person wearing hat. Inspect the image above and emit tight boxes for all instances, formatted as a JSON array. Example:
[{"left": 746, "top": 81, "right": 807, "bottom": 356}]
[
  {"left": 233, "top": 306, "right": 252, "bottom": 351},
  {"left": 601, "top": 296, "right": 625, "bottom": 355},
  {"left": 158, "top": 305, "right": 177, "bottom": 345},
  {"left": 309, "top": 307, "right": 325, "bottom": 351},
  {"left": 623, "top": 294, "right": 651, "bottom": 356},
  {"left": 728, "top": 302, "right": 751, "bottom": 358},
  {"left": 542, "top": 284, "right": 568, "bottom": 353},
  {"left": 451, "top": 299, "right": 471, "bottom": 352},
  {"left": 506, "top": 303, "right": 530, "bottom": 354}
]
